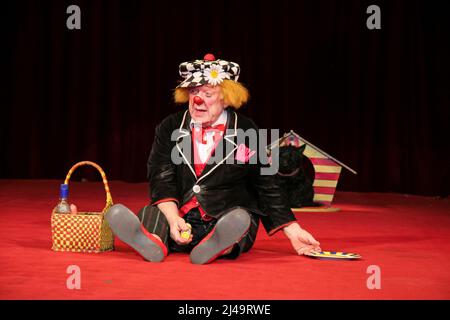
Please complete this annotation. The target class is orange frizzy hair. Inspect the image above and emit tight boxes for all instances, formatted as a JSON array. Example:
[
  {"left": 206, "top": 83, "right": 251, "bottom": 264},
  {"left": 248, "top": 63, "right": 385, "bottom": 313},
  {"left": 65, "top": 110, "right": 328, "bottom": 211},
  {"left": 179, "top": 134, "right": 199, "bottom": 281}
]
[{"left": 173, "top": 80, "right": 250, "bottom": 109}]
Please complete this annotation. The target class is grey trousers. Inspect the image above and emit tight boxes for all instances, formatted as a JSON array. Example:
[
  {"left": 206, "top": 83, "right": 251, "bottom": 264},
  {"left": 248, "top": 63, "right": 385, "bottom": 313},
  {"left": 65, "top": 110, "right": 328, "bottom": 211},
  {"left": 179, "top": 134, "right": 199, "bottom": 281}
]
[{"left": 137, "top": 205, "right": 260, "bottom": 259}]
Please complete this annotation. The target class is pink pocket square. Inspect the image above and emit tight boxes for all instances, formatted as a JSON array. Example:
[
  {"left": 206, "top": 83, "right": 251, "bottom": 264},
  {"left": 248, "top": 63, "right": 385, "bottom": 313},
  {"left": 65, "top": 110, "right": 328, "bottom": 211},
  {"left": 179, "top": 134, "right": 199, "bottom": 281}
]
[{"left": 235, "top": 144, "right": 256, "bottom": 163}]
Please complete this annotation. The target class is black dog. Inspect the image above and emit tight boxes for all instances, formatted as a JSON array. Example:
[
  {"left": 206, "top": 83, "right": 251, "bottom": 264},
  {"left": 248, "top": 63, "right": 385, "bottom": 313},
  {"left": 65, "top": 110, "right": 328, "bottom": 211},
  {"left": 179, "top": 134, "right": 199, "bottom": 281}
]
[{"left": 276, "top": 144, "right": 317, "bottom": 208}]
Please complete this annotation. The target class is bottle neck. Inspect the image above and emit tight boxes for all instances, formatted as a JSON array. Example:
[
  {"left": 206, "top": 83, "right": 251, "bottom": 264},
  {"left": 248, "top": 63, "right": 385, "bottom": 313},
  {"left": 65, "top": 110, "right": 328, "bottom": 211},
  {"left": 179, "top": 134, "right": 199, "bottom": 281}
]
[{"left": 59, "top": 188, "right": 69, "bottom": 199}]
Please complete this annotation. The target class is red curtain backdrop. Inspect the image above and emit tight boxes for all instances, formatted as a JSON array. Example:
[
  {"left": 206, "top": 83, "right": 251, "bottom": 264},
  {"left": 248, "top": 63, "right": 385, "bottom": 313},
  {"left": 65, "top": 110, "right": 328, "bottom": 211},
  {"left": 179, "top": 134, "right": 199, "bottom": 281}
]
[{"left": 2, "top": 0, "right": 449, "bottom": 196}]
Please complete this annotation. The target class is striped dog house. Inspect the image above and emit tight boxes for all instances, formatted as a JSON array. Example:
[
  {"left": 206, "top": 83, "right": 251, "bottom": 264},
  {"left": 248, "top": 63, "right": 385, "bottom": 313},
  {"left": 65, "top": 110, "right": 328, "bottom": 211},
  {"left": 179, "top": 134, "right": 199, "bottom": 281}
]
[{"left": 268, "top": 130, "right": 356, "bottom": 210}]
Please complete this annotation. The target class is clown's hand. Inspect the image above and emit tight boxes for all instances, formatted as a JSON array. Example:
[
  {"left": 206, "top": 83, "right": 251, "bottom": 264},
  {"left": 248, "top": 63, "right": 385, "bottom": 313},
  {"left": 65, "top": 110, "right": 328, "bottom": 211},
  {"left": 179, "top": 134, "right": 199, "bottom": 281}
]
[
  {"left": 169, "top": 216, "right": 193, "bottom": 245},
  {"left": 283, "top": 222, "right": 321, "bottom": 256}
]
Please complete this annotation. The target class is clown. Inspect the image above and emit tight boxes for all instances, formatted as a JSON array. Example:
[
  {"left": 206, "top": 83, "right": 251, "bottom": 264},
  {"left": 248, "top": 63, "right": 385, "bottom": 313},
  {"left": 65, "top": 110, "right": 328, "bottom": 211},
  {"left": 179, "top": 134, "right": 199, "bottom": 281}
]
[{"left": 106, "top": 54, "right": 321, "bottom": 264}]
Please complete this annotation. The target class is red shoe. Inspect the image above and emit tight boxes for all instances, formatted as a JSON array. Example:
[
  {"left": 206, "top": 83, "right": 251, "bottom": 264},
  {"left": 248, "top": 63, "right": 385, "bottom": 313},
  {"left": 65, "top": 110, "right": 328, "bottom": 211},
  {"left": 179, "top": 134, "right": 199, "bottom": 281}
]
[
  {"left": 106, "top": 204, "right": 168, "bottom": 262},
  {"left": 190, "top": 208, "right": 251, "bottom": 265}
]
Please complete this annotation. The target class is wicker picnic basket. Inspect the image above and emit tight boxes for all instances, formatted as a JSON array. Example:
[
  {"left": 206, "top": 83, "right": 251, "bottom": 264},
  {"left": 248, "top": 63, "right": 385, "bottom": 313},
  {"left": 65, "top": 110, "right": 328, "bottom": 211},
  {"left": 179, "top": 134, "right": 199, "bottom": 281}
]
[{"left": 51, "top": 161, "right": 114, "bottom": 253}]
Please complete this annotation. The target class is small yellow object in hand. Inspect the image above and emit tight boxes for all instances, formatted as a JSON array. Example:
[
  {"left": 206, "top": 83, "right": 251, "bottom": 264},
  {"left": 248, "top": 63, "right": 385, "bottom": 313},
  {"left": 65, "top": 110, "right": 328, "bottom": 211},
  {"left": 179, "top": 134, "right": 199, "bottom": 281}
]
[{"left": 181, "top": 223, "right": 192, "bottom": 240}]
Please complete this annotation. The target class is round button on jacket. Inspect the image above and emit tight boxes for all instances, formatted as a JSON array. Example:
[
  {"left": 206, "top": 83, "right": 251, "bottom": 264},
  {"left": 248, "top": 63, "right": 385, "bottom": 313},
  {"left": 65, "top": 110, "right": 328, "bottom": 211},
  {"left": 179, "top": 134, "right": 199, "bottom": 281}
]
[{"left": 192, "top": 185, "right": 201, "bottom": 193}]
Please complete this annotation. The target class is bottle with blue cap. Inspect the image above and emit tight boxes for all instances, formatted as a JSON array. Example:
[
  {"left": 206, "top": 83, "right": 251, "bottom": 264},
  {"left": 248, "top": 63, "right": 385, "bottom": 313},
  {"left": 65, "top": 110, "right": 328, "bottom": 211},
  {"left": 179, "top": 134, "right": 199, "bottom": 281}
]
[{"left": 54, "top": 184, "right": 71, "bottom": 214}]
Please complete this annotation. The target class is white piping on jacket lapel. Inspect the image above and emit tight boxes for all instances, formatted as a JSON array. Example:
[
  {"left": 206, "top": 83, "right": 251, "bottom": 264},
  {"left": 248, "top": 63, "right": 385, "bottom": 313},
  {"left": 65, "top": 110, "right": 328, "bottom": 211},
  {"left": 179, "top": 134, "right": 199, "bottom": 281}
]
[
  {"left": 196, "top": 111, "right": 239, "bottom": 184},
  {"left": 175, "top": 110, "right": 197, "bottom": 178}
]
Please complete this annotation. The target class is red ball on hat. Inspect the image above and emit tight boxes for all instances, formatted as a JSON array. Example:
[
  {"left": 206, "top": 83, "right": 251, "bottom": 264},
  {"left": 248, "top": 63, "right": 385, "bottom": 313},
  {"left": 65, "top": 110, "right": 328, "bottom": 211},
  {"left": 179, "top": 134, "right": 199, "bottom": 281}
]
[{"left": 203, "top": 53, "right": 216, "bottom": 61}]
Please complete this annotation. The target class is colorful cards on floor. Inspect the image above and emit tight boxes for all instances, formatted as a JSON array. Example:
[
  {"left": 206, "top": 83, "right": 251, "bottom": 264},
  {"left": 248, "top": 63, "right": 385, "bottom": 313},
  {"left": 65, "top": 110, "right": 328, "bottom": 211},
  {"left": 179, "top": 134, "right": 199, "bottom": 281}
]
[{"left": 305, "top": 251, "right": 361, "bottom": 260}]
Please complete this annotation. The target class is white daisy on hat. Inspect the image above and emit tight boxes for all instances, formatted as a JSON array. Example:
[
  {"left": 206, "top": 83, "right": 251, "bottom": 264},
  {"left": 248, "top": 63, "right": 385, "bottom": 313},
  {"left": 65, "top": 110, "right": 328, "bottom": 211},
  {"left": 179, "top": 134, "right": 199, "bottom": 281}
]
[{"left": 204, "top": 64, "right": 230, "bottom": 86}]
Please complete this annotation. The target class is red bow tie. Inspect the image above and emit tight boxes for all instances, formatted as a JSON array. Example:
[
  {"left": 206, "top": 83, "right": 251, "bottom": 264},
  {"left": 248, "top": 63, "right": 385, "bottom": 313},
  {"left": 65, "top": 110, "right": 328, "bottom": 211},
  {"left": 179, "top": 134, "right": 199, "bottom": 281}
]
[{"left": 194, "top": 124, "right": 225, "bottom": 144}]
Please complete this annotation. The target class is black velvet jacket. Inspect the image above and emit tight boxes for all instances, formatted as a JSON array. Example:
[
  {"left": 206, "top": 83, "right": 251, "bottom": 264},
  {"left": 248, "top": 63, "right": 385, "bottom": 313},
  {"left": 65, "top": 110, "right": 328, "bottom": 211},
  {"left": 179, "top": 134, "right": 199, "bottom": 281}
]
[{"left": 147, "top": 108, "right": 296, "bottom": 235}]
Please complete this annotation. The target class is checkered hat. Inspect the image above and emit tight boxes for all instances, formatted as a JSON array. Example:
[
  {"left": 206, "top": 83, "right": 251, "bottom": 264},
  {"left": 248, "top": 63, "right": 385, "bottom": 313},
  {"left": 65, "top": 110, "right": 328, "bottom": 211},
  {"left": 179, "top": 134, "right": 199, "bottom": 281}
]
[{"left": 177, "top": 54, "right": 240, "bottom": 88}]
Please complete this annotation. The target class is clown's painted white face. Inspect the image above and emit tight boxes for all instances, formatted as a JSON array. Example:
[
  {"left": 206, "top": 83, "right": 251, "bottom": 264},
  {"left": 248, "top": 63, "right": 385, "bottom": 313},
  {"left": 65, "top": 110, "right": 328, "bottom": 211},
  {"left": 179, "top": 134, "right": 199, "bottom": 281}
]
[{"left": 188, "top": 85, "right": 226, "bottom": 126}]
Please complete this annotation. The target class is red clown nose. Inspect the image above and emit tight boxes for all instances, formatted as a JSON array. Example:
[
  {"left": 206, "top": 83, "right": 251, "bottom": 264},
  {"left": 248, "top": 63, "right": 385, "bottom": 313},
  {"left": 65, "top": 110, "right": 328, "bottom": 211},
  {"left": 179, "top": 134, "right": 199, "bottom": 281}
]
[{"left": 193, "top": 96, "right": 204, "bottom": 105}]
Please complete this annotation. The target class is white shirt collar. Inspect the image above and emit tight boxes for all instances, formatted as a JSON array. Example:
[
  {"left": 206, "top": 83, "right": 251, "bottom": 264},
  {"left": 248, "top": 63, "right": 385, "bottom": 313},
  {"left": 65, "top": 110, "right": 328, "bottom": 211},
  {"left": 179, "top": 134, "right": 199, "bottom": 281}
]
[{"left": 190, "top": 109, "right": 228, "bottom": 129}]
